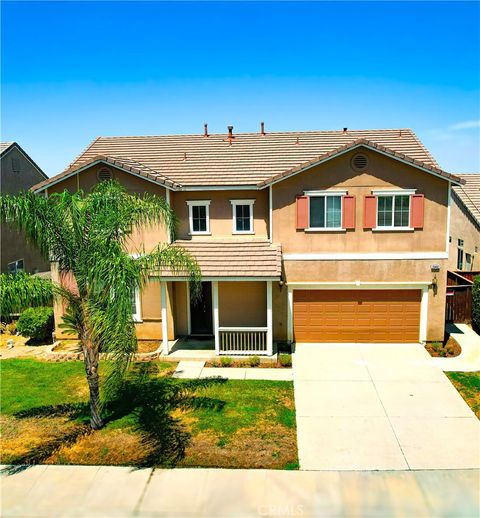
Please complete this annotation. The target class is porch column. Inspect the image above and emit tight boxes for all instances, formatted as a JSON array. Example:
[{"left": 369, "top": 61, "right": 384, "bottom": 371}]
[
  {"left": 212, "top": 281, "right": 220, "bottom": 355},
  {"left": 266, "top": 281, "right": 273, "bottom": 356},
  {"left": 161, "top": 281, "right": 169, "bottom": 355}
]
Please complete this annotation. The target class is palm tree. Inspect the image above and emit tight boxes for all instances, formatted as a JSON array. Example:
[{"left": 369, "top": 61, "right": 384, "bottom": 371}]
[{"left": 1, "top": 181, "right": 200, "bottom": 429}]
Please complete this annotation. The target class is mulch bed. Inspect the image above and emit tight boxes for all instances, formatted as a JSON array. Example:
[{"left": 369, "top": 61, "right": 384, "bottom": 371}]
[{"left": 425, "top": 335, "right": 461, "bottom": 358}]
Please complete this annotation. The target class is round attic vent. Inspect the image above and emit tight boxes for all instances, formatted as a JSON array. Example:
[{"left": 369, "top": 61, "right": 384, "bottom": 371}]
[
  {"left": 351, "top": 153, "right": 368, "bottom": 172},
  {"left": 97, "top": 167, "right": 114, "bottom": 182}
]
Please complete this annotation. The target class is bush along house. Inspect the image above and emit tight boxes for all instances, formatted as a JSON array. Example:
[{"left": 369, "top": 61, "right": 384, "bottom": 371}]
[{"left": 31, "top": 125, "right": 464, "bottom": 355}]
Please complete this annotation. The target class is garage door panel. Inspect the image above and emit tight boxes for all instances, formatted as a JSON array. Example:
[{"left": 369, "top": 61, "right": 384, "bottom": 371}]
[{"left": 293, "top": 289, "right": 421, "bottom": 343}]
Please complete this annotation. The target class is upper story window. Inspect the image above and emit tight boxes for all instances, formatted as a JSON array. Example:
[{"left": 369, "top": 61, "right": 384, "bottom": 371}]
[
  {"left": 458, "top": 239, "right": 464, "bottom": 247},
  {"left": 377, "top": 194, "right": 410, "bottom": 228},
  {"left": 310, "top": 195, "right": 342, "bottom": 229},
  {"left": 7, "top": 258, "right": 24, "bottom": 274},
  {"left": 187, "top": 200, "right": 210, "bottom": 235},
  {"left": 230, "top": 199, "right": 255, "bottom": 234},
  {"left": 365, "top": 189, "right": 423, "bottom": 231},
  {"left": 305, "top": 191, "right": 346, "bottom": 231},
  {"left": 296, "top": 191, "right": 355, "bottom": 231}
]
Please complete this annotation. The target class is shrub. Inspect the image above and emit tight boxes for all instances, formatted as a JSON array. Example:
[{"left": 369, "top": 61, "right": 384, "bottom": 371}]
[
  {"left": 16, "top": 307, "right": 54, "bottom": 343},
  {"left": 220, "top": 356, "right": 233, "bottom": 368},
  {"left": 473, "top": 276, "right": 480, "bottom": 330},
  {"left": 278, "top": 353, "right": 292, "bottom": 367},
  {"left": 248, "top": 355, "right": 261, "bottom": 367}
]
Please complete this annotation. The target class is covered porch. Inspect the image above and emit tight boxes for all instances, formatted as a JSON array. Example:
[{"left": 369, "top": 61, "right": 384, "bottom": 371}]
[{"left": 157, "top": 240, "right": 281, "bottom": 356}]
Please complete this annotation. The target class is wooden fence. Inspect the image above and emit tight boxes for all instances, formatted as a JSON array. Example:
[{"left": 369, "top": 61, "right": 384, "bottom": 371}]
[
  {"left": 445, "top": 271, "right": 476, "bottom": 324},
  {"left": 445, "top": 286, "right": 472, "bottom": 324}
]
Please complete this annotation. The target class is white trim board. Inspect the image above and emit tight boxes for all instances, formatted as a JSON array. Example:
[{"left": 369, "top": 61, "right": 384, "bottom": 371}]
[
  {"left": 283, "top": 252, "right": 448, "bottom": 260},
  {"left": 264, "top": 143, "right": 463, "bottom": 188},
  {"left": 152, "top": 276, "right": 281, "bottom": 282},
  {"left": 446, "top": 181, "right": 452, "bottom": 253},
  {"left": 286, "top": 281, "right": 431, "bottom": 289}
]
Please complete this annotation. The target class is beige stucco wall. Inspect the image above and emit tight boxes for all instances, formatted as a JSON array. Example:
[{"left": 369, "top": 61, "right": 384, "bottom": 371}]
[
  {"left": 173, "top": 282, "right": 189, "bottom": 336},
  {"left": 171, "top": 189, "right": 269, "bottom": 240},
  {"left": 272, "top": 149, "right": 448, "bottom": 253},
  {"left": 218, "top": 281, "right": 267, "bottom": 327},
  {"left": 47, "top": 164, "right": 169, "bottom": 253},
  {"left": 448, "top": 192, "right": 480, "bottom": 271}
]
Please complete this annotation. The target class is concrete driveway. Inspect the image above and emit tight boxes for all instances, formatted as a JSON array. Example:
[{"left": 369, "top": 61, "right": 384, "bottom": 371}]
[{"left": 293, "top": 343, "right": 480, "bottom": 471}]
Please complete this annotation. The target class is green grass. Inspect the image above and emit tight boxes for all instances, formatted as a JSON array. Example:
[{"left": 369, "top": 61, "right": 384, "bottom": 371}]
[
  {"left": 1, "top": 359, "right": 87, "bottom": 414},
  {"left": 0, "top": 359, "right": 173, "bottom": 415},
  {"left": 446, "top": 372, "right": 480, "bottom": 419},
  {"left": 1, "top": 359, "right": 297, "bottom": 469},
  {"left": 190, "top": 380, "right": 295, "bottom": 436}
]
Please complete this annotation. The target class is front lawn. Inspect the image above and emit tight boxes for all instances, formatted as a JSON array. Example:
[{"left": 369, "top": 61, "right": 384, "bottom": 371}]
[
  {"left": 1, "top": 359, "right": 297, "bottom": 470},
  {"left": 447, "top": 372, "right": 480, "bottom": 418}
]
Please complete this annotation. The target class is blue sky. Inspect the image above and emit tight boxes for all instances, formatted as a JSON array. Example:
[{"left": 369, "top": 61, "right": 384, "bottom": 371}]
[{"left": 1, "top": 1, "right": 479, "bottom": 176}]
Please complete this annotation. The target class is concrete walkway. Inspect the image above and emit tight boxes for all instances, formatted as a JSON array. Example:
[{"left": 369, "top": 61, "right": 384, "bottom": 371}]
[
  {"left": 432, "top": 323, "right": 480, "bottom": 372},
  {"left": 293, "top": 344, "right": 480, "bottom": 471},
  {"left": 173, "top": 360, "right": 293, "bottom": 380},
  {"left": 1, "top": 464, "right": 479, "bottom": 517}
]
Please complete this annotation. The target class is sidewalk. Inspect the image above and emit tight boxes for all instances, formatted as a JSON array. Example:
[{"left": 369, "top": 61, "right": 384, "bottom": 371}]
[
  {"left": 173, "top": 360, "right": 293, "bottom": 380},
  {"left": 1, "top": 464, "right": 479, "bottom": 517},
  {"left": 432, "top": 323, "right": 480, "bottom": 372}
]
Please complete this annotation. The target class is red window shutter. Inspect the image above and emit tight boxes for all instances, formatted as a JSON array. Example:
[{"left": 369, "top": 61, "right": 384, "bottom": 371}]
[
  {"left": 296, "top": 195, "right": 309, "bottom": 230},
  {"left": 411, "top": 194, "right": 424, "bottom": 229},
  {"left": 364, "top": 195, "right": 377, "bottom": 229},
  {"left": 342, "top": 195, "right": 356, "bottom": 229}
]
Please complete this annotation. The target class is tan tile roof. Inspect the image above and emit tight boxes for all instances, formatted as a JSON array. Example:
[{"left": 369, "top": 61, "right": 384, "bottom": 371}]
[
  {"left": 31, "top": 128, "right": 461, "bottom": 190},
  {"left": 31, "top": 155, "right": 180, "bottom": 192},
  {"left": 161, "top": 240, "right": 282, "bottom": 278},
  {"left": 453, "top": 174, "right": 480, "bottom": 225}
]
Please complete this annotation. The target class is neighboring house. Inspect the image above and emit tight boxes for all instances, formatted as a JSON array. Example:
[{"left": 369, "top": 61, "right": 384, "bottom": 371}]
[
  {"left": 449, "top": 173, "right": 480, "bottom": 272},
  {"left": 1, "top": 142, "right": 50, "bottom": 274},
  {"left": 31, "top": 127, "right": 464, "bottom": 354}
]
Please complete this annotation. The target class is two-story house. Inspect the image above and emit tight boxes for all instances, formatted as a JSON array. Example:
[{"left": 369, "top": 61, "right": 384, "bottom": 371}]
[
  {"left": 448, "top": 173, "right": 480, "bottom": 272},
  {"left": 1, "top": 142, "right": 50, "bottom": 274},
  {"left": 31, "top": 127, "right": 464, "bottom": 355}
]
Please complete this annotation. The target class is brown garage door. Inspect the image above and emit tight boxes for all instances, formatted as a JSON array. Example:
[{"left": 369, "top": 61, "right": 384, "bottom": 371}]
[{"left": 293, "top": 290, "right": 421, "bottom": 343}]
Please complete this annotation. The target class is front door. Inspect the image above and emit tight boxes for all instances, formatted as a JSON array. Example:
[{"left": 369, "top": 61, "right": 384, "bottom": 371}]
[{"left": 190, "top": 282, "right": 213, "bottom": 335}]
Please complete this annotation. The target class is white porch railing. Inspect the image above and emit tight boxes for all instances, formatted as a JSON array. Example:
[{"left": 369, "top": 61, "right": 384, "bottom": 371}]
[{"left": 218, "top": 327, "right": 268, "bottom": 355}]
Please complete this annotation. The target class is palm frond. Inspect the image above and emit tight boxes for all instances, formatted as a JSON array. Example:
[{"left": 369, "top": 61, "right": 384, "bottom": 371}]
[
  {"left": 0, "top": 273, "right": 53, "bottom": 317},
  {"left": 136, "top": 244, "right": 202, "bottom": 299}
]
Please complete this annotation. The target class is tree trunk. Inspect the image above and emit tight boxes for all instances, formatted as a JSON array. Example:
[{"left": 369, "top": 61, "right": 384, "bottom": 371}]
[{"left": 81, "top": 331, "right": 104, "bottom": 430}]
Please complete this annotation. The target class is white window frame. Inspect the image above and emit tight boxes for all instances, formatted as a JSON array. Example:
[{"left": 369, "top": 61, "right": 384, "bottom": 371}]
[
  {"left": 457, "top": 248, "right": 464, "bottom": 270},
  {"left": 187, "top": 200, "right": 211, "bottom": 235},
  {"left": 7, "top": 258, "right": 24, "bottom": 274},
  {"left": 132, "top": 287, "right": 142, "bottom": 323},
  {"left": 304, "top": 190, "right": 346, "bottom": 232},
  {"left": 230, "top": 199, "right": 255, "bottom": 234},
  {"left": 372, "top": 189, "right": 416, "bottom": 231},
  {"left": 465, "top": 253, "right": 472, "bottom": 271}
]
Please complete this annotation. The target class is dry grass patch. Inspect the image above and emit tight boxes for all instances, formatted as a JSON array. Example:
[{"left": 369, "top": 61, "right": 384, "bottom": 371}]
[{"left": 2, "top": 360, "right": 298, "bottom": 469}]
